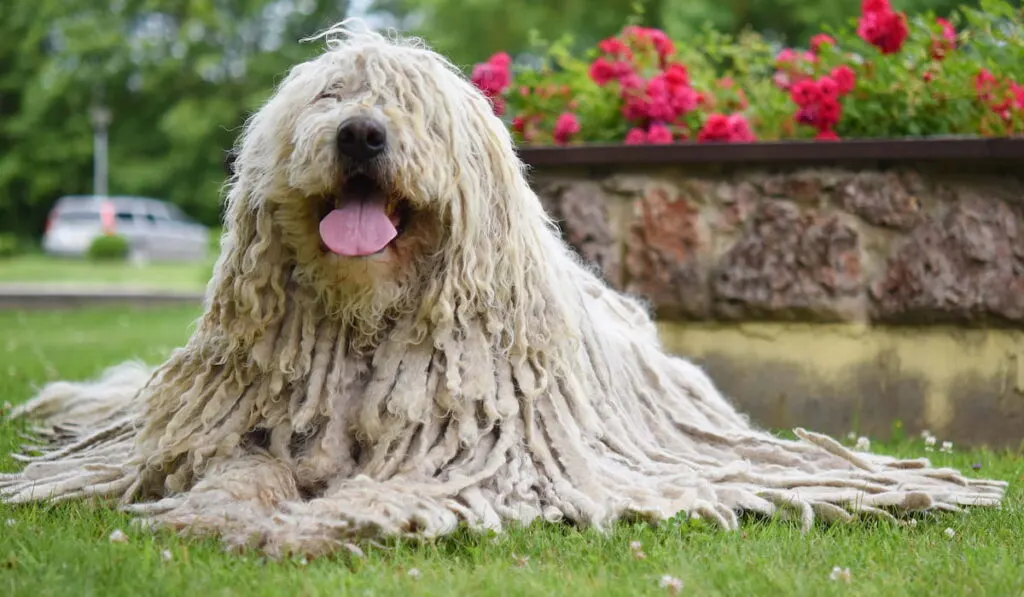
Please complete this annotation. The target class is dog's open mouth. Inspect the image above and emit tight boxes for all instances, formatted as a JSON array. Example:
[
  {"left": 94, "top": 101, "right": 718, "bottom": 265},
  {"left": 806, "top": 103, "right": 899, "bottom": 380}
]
[{"left": 318, "top": 173, "right": 411, "bottom": 257}]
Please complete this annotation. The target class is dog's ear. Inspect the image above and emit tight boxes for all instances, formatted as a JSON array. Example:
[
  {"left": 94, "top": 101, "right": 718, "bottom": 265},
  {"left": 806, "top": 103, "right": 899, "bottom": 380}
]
[{"left": 426, "top": 86, "right": 574, "bottom": 354}]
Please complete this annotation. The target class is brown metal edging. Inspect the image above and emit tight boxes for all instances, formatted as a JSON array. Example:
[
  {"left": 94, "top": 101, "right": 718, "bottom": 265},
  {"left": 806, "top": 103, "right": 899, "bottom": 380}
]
[{"left": 516, "top": 137, "right": 1024, "bottom": 167}]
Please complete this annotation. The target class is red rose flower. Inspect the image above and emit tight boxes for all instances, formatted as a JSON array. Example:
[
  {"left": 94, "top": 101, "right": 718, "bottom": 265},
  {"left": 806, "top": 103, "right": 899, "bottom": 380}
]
[
  {"left": 647, "top": 124, "right": 674, "bottom": 144},
  {"left": 937, "top": 17, "right": 956, "bottom": 43},
  {"left": 861, "top": 0, "right": 891, "bottom": 13},
  {"left": 597, "top": 36, "right": 632, "bottom": 60},
  {"left": 553, "top": 112, "right": 581, "bottom": 145},
  {"left": 589, "top": 57, "right": 618, "bottom": 86},
  {"left": 623, "top": 26, "right": 675, "bottom": 60},
  {"left": 775, "top": 48, "right": 816, "bottom": 68},
  {"left": 670, "top": 86, "right": 700, "bottom": 115},
  {"left": 817, "top": 76, "right": 840, "bottom": 100},
  {"left": 664, "top": 63, "right": 689, "bottom": 88},
  {"left": 622, "top": 95, "right": 649, "bottom": 122},
  {"left": 625, "top": 128, "right": 647, "bottom": 144},
  {"left": 618, "top": 71, "right": 644, "bottom": 90},
  {"left": 857, "top": 5, "right": 909, "bottom": 54},
  {"left": 931, "top": 17, "right": 957, "bottom": 60},
  {"left": 975, "top": 69, "right": 999, "bottom": 102},
  {"left": 789, "top": 79, "right": 822, "bottom": 107},
  {"left": 646, "top": 29, "right": 675, "bottom": 60},
  {"left": 727, "top": 114, "right": 756, "bottom": 142},
  {"left": 810, "top": 34, "right": 836, "bottom": 53},
  {"left": 816, "top": 98, "right": 842, "bottom": 130},
  {"left": 470, "top": 54, "right": 511, "bottom": 98},
  {"left": 698, "top": 113, "right": 754, "bottom": 143},
  {"left": 830, "top": 66, "right": 857, "bottom": 95},
  {"left": 698, "top": 113, "right": 730, "bottom": 142},
  {"left": 488, "top": 52, "right": 512, "bottom": 68},
  {"left": 1011, "top": 82, "right": 1024, "bottom": 110}
]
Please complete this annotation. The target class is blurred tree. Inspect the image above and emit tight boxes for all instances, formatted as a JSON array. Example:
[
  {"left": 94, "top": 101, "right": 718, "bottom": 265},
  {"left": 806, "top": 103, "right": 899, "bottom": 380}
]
[
  {"left": 367, "top": 0, "right": 1001, "bottom": 64},
  {"left": 366, "top": 0, "right": 657, "bottom": 66},
  {"left": 0, "top": 0, "right": 350, "bottom": 236},
  {"left": 660, "top": 0, "right": 991, "bottom": 43}
]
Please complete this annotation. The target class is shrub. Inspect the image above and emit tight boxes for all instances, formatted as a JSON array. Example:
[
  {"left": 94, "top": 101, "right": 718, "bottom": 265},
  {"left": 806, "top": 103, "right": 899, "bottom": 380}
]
[
  {"left": 0, "top": 233, "right": 20, "bottom": 258},
  {"left": 471, "top": 0, "right": 1024, "bottom": 145},
  {"left": 87, "top": 234, "right": 130, "bottom": 261},
  {"left": 207, "top": 225, "right": 224, "bottom": 254}
]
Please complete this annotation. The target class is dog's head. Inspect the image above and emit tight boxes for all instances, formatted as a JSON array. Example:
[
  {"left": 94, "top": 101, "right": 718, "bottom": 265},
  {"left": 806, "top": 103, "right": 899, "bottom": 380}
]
[{"left": 213, "top": 21, "right": 558, "bottom": 349}]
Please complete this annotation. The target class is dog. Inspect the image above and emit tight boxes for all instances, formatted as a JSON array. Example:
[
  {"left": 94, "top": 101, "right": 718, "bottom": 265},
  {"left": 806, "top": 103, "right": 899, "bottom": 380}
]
[{"left": 1, "top": 20, "right": 1006, "bottom": 558}]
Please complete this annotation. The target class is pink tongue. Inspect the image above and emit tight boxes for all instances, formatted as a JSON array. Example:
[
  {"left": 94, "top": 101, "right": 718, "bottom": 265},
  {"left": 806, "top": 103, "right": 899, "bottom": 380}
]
[{"left": 319, "top": 197, "right": 398, "bottom": 257}]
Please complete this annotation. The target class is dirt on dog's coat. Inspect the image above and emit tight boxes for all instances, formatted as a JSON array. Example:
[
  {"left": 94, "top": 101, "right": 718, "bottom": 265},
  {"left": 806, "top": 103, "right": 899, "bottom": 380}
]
[{"left": 0, "top": 21, "right": 1006, "bottom": 557}]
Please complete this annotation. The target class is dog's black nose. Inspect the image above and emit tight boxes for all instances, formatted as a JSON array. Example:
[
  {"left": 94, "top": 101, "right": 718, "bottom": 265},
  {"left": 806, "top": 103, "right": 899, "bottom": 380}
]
[{"left": 336, "top": 117, "right": 387, "bottom": 162}]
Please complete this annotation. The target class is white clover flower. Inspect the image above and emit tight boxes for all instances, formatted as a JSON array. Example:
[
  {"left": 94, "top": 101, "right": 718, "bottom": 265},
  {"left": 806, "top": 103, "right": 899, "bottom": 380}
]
[
  {"left": 659, "top": 575, "right": 684, "bottom": 594},
  {"left": 940, "top": 441, "right": 953, "bottom": 453},
  {"left": 829, "top": 566, "right": 852, "bottom": 583},
  {"left": 944, "top": 527, "right": 956, "bottom": 538},
  {"left": 855, "top": 436, "right": 871, "bottom": 451},
  {"left": 108, "top": 529, "right": 129, "bottom": 543},
  {"left": 408, "top": 568, "right": 421, "bottom": 579}
]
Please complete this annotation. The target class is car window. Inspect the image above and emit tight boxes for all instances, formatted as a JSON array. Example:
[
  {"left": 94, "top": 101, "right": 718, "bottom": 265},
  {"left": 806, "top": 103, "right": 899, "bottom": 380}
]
[
  {"left": 55, "top": 211, "right": 101, "bottom": 223},
  {"left": 145, "top": 213, "right": 172, "bottom": 226},
  {"left": 165, "top": 204, "right": 195, "bottom": 223}
]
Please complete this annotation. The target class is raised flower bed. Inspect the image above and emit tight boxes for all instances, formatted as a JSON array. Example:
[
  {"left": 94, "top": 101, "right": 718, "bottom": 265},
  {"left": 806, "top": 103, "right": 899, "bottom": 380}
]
[
  {"left": 474, "top": 0, "right": 1024, "bottom": 145},
  {"left": 472, "top": 0, "right": 1024, "bottom": 447}
]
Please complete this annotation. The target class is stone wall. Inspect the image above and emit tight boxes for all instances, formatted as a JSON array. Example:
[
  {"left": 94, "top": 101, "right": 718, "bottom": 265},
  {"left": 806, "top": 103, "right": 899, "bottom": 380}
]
[{"left": 529, "top": 160, "right": 1024, "bottom": 447}]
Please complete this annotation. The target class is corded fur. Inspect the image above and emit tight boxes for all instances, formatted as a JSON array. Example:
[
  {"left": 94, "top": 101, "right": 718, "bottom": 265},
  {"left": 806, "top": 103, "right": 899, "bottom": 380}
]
[{"left": 1, "top": 20, "right": 1007, "bottom": 558}]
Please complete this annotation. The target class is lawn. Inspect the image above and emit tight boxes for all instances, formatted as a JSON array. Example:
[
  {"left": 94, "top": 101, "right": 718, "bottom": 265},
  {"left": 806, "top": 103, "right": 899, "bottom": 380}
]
[
  {"left": 0, "top": 255, "right": 213, "bottom": 291},
  {"left": 1, "top": 306, "right": 1022, "bottom": 597}
]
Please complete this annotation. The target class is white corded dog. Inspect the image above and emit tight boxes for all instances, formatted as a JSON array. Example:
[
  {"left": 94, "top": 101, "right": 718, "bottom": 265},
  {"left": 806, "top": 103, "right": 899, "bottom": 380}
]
[{"left": 1, "top": 20, "right": 1005, "bottom": 557}]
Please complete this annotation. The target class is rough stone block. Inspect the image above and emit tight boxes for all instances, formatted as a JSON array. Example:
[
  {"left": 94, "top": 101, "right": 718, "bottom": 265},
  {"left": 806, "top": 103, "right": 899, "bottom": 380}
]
[
  {"left": 841, "top": 171, "right": 924, "bottom": 230},
  {"left": 535, "top": 180, "right": 621, "bottom": 284},
  {"left": 871, "top": 197, "right": 1024, "bottom": 323},
  {"left": 758, "top": 170, "right": 831, "bottom": 204},
  {"left": 624, "top": 182, "right": 710, "bottom": 318},
  {"left": 712, "top": 200, "right": 865, "bottom": 321},
  {"left": 710, "top": 181, "right": 759, "bottom": 233}
]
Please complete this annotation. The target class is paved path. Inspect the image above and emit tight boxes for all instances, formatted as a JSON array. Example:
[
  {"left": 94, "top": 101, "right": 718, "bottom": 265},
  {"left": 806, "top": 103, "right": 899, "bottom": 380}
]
[{"left": 0, "top": 283, "right": 205, "bottom": 310}]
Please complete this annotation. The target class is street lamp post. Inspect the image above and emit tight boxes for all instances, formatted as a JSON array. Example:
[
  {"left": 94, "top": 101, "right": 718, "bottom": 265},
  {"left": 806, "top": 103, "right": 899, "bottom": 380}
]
[{"left": 90, "top": 104, "right": 112, "bottom": 198}]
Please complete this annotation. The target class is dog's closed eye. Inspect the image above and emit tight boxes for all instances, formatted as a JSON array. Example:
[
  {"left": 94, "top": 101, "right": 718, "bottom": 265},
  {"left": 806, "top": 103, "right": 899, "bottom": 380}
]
[{"left": 314, "top": 91, "right": 341, "bottom": 103}]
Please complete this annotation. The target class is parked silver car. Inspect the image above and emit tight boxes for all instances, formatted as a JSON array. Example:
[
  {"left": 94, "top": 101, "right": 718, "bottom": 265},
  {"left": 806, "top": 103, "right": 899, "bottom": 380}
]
[{"left": 42, "top": 195, "right": 210, "bottom": 262}]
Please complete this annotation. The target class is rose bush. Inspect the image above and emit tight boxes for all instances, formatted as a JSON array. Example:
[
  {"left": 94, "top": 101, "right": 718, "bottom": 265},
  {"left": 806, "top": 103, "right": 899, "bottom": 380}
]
[{"left": 471, "top": 0, "right": 1024, "bottom": 145}]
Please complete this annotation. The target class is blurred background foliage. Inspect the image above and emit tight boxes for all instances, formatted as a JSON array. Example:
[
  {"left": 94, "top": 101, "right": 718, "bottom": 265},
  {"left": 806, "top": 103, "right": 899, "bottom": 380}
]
[
  {"left": 369, "top": 0, "right": 981, "bottom": 64},
  {"left": 0, "top": 0, "right": 1012, "bottom": 237}
]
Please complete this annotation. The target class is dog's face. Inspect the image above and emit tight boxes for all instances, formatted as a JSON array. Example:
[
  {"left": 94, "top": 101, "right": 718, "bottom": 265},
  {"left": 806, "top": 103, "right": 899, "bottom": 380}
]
[{"left": 232, "top": 31, "right": 515, "bottom": 321}]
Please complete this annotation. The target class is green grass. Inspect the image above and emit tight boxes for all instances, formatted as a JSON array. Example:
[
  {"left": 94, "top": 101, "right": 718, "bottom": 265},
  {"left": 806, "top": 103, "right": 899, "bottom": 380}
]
[
  {"left": 0, "top": 254, "right": 213, "bottom": 291},
  {"left": 1, "top": 307, "right": 1022, "bottom": 597}
]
